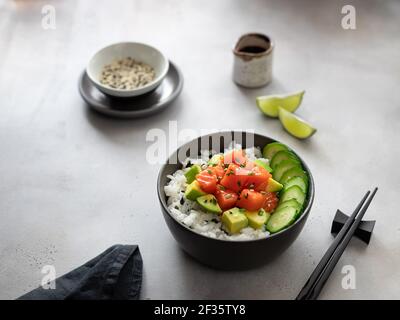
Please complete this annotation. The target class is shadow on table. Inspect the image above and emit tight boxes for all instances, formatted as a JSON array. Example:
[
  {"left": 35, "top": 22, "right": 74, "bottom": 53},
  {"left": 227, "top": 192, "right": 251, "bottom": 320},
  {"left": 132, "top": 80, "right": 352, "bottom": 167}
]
[
  {"left": 233, "top": 77, "right": 287, "bottom": 100},
  {"left": 82, "top": 95, "right": 184, "bottom": 141},
  {"left": 172, "top": 242, "right": 298, "bottom": 300}
]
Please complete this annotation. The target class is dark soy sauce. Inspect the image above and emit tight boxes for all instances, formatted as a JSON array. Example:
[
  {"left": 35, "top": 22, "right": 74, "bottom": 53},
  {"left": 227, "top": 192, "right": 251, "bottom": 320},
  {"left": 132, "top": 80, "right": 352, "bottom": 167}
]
[{"left": 239, "top": 46, "right": 266, "bottom": 54}]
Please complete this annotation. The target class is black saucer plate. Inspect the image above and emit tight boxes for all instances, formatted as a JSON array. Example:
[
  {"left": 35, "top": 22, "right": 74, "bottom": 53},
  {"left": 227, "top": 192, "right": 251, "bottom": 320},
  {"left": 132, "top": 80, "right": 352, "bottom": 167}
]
[{"left": 79, "top": 61, "right": 183, "bottom": 118}]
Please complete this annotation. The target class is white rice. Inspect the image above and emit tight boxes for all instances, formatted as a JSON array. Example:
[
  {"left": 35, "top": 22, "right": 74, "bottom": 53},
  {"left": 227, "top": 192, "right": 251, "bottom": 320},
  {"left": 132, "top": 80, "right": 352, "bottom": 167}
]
[{"left": 164, "top": 146, "right": 271, "bottom": 241}]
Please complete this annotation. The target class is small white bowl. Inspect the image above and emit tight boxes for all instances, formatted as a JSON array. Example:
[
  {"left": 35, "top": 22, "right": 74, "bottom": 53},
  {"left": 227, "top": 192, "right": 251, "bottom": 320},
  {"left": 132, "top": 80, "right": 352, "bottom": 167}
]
[{"left": 86, "top": 42, "right": 169, "bottom": 98}]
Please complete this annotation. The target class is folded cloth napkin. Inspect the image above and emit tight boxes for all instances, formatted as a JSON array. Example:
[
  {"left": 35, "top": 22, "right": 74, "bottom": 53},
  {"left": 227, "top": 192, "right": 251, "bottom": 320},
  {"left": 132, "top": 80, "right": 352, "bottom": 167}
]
[{"left": 18, "top": 244, "right": 142, "bottom": 300}]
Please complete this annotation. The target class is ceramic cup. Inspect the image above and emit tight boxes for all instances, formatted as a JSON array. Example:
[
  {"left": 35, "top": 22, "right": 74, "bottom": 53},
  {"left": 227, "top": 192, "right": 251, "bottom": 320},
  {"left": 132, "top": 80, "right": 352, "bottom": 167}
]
[{"left": 232, "top": 33, "right": 274, "bottom": 88}]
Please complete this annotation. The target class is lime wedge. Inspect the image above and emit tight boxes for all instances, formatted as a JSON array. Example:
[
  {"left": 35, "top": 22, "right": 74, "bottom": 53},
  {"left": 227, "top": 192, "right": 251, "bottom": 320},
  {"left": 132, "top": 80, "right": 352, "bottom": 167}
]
[
  {"left": 278, "top": 107, "right": 316, "bottom": 139},
  {"left": 256, "top": 90, "right": 305, "bottom": 118}
]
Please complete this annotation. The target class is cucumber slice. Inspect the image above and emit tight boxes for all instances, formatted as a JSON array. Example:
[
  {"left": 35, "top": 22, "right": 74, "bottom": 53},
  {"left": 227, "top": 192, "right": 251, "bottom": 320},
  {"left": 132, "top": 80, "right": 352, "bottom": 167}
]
[
  {"left": 276, "top": 199, "right": 301, "bottom": 211},
  {"left": 276, "top": 199, "right": 302, "bottom": 218},
  {"left": 283, "top": 176, "right": 308, "bottom": 193},
  {"left": 280, "top": 166, "right": 308, "bottom": 185},
  {"left": 266, "top": 206, "right": 297, "bottom": 233},
  {"left": 270, "top": 150, "right": 300, "bottom": 169},
  {"left": 262, "top": 142, "right": 289, "bottom": 160},
  {"left": 280, "top": 185, "right": 306, "bottom": 206},
  {"left": 273, "top": 159, "right": 301, "bottom": 182}
]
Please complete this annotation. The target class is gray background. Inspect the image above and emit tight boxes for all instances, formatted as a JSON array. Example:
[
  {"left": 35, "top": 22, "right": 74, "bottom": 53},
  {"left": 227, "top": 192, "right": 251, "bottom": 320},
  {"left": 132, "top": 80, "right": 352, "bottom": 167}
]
[{"left": 0, "top": 0, "right": 399, "bottom": 299}]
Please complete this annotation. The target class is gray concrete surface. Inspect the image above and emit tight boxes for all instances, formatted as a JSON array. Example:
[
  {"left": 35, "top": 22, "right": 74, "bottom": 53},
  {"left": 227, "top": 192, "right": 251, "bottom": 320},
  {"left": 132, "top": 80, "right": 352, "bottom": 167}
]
[{"left": 0, "top": 0, "right": 399, "bottom": 299}]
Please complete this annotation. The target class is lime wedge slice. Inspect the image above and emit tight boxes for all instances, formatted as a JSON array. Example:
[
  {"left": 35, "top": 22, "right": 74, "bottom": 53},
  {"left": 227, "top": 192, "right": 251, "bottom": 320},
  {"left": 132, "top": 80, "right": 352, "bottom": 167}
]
[
  {"left": 278, "top": 107, "right": 316, "bottom": 139},
  {"left": 256, "top": 90, "right": 305, "bottom": 118}
]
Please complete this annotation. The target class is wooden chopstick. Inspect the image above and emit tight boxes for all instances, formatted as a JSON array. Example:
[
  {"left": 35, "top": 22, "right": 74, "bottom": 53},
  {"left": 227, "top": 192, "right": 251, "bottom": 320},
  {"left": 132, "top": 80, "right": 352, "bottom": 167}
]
[
  {"left": 296, "top": 189, "right": 375, "bottom": 300},
  {"left": 303, "top": 187, "right": 378, "bottom": 300}
]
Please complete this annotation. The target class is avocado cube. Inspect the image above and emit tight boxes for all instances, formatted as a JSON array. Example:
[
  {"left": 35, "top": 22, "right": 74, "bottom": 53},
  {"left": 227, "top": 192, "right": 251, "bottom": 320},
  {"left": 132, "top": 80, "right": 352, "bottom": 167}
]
[
  {"left": 245, "top": 208, "right": 271, "bottom": 229},
  {"left": 266, "top": 177, "right": 283, "bottom": 192},
  {"left": 208, "top": 154, "right": 223, "bottom": 166},
  {"left": 221, "top": 208, "right": 248, "bottom": 234},
  {"left": 196, "top": 194, "right": 222, "bottom": 214},
  {"left": 184, "top": 180, "right": 206, "bottom": 201},
  {"left": 184, "top": 165, "right": 201, "bottom": 184},
  {"left": 254, "top": 159, "right": 273, "bottom": 173}
]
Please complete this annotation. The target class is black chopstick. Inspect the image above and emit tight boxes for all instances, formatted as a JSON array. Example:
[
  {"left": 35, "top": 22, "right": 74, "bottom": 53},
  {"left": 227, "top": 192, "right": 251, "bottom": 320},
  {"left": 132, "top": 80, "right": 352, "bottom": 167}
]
[
  {"left": 296, "top": 188, "right": 377, "bottom": 300},
  {"left": 296, "top": 190, "right": 370, "bottom": 300},
  {"left": 303, "top": 187, "right": 378, "bottom": 300}
]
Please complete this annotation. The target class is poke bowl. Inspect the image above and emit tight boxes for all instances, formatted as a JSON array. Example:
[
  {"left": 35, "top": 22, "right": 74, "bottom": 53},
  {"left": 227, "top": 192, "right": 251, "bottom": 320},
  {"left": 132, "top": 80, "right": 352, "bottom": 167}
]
[{"left": 157, "top": 131, "right": 315, "bottom": 270}]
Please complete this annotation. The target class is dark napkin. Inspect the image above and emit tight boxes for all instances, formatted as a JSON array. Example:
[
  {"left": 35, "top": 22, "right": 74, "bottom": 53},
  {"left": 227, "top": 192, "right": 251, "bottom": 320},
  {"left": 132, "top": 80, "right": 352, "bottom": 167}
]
[{"left": 18, "top": 244, "right": 142, "bottom": 300}]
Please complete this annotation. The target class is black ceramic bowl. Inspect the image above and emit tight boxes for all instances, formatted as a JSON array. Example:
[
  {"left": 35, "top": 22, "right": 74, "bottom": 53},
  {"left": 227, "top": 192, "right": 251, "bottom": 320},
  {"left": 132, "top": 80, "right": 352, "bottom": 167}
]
[{"left": 157, "top": 131, "right": 315, "bottom": 270}]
